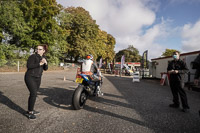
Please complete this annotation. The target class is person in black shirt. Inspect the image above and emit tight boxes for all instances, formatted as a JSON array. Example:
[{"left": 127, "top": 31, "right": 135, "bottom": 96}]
[
  {"left": 193, "top": 54, "right": 200, "bottom": 86},
  {"left": 192, "top": 53, "right": 200, "bottom": 116},
  {"left": 24, "top": 44, "right": 48, "bottom": 119},
  {"left": 167, "top": 51, "right": 190, "bottom": 112}
]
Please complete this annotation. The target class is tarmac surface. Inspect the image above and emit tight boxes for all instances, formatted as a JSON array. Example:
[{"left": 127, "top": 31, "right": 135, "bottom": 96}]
[{"left": 0, "top": 69, "right": 200, "bottom": 133}]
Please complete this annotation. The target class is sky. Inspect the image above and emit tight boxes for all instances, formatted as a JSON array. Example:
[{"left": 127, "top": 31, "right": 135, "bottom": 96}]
[{"left": 56, "top": 0, "right": 200, "bottom": 60}]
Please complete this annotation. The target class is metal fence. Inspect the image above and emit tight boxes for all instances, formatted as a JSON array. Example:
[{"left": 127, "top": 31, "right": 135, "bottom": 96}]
[
  {"left": 0, "top": 60, "right": 82, "bottom": 72},
  {"left": 0, "top": 59, "right": 27, "bottom": 72},
  {"left": 60, "top": 63, "right": 80, "bottom": 70}
]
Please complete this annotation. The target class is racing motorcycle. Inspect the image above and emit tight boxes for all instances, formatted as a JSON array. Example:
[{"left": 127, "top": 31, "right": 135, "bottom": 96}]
[{"left": 72, "top": 73, "right": 103, "bottom": 110}]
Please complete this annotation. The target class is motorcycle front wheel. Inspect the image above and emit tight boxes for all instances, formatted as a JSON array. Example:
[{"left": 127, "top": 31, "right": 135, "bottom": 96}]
[{"left": 72, "top": 86, "right": 87, "bottom": 110}]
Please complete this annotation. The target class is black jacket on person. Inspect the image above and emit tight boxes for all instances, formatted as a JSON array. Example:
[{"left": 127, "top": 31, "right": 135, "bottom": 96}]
[
  {"left": 195, "top": 69, "right": 200, "bottom": 79},
  {"left": 193, "top": 54, "right": 200, "bottom": 79},
  {"left": 167, "top": 59, "right": 188, "bottom": 82},
  {"left": 25, "top": 53, "right": 48, "bottom": 77}
]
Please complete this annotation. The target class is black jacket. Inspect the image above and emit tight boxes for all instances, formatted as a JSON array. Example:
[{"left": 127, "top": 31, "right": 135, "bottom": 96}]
[
  {"left": 25, "top": 54, "right": 48, "bottom": 77},
  {"left": 167, "top": 59, "right": 188, "bottom": 82},
  {"left": 193, "top": 54, "right": 200, "bottom": 79},
  {"left": 195, "top": 69, "right": 200, "bottom": 79}
]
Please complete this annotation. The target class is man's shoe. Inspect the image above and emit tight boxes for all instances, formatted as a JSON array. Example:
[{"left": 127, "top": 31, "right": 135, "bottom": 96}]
[
  {"left": 181, "top": 108, "right": 189, "bottom": 113},
  {"left": 25, "top": 112, "right": 36, "bottom": 120},
  {"left": 169, "top": 104, "right": 179, "bottom": 108}
]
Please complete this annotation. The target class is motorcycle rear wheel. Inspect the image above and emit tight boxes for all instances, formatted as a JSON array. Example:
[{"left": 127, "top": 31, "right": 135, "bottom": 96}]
[{"left": 72, "top": 86, "right": 87, "bottom": 110}]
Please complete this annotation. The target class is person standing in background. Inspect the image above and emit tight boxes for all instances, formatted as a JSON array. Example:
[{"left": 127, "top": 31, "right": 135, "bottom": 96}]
[
  {"left": 167, "top": 51, "right": 190, "bottom": 112},
  {"left": 192, "top": 53, "right": 200, "bottom": 116},
  {"left": 193, "top": 53, "right": 200, "bottom": 86},
  {"left": 24, "top": 44, "right": 48, "bottom": 120}
]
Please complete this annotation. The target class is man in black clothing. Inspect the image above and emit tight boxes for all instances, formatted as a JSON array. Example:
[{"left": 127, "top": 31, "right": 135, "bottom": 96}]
[
  {"left": 192, "top": 53, "right": 200, "bottom": 116},
  {"left": 193, "top": 54, "right": 200, "bottom": 86},
  {"left": 167, "top": 51, "right": 190, "bottom": 112}
]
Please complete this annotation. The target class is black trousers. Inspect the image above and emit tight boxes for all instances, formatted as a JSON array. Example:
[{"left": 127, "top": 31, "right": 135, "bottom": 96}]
[
  {"left": 24, "top": 74, "right": 41, "bottom": 111},
  {"left": 170, "top": 81, "right": 189, "bottom": 109}
]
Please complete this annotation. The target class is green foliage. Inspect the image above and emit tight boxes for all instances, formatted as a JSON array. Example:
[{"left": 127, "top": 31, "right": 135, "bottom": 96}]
[
  {"left": 46, "top": 45, "right": 62, "bottom": 65},
  {"left": 0, "top": 0, "right": 31, "bottom": 47},
  {"left": 103, "top": 34, "right": 115, "bottom": 62},
  {"left": 0, "top": 1, "right": 116, "bottom": 67},
  {"left": 0, "top": 45, "right": 7, "bottom": 66},
  {"left": 62, "top": 7, "right": 116, "bottom": 62},
  {"left": 63, "top": 7, "right": 99, "bottom": 61},
  {"left": 20, "top": 0, "right": 63, "bottom": 48},
  {"left": 0, "top": 43, "right": 20, "bottom": 66},
  {"left": 162, "top": 49, "right": 180, "bottom": 57},
  {"left": 47, "top": 55, "right": 60, "bottom": 66},
  {"left": 115, "top": 45, "right": 141, "bottom": 62}
]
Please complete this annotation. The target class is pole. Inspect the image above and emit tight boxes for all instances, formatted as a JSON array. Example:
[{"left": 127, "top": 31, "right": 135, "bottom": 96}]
[
  {"left": 188, "top": 72, "right": 191, "bottom": 90},
  {"left": 17, "top": 61, "right": 19, "bottom": 72}
]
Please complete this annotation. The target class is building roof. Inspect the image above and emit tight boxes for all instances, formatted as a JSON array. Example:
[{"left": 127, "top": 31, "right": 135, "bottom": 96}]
[
  {"left": 115, "top": 62, "right": 141, "bottom": 65},
  {"left": 151, "top": 50, "right": 200, "bottom": 61}
]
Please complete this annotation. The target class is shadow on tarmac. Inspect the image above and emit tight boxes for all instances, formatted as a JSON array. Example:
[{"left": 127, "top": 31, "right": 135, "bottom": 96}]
[
  {"left": 103, "top": 92, "right": 124, "bottom": 99},
  {"left": 84, "top": 105, "right": 147, "bottom": 127},
  {"left": 91, "top": 94, "right": 134, "bottom": 109},
  {"left": 0, "top": 91, "right": 27, "bottom": 116},
  {"left": 38, "top": 87, "right": 74, "bottom": 110},
  {"left": 102, "top": 75, "right": 200, "bottom": 133}
]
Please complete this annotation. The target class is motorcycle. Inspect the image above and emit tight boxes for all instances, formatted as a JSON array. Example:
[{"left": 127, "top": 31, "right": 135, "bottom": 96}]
[{"left": 72, "top": 73, "right": 103, "bottom": 110}]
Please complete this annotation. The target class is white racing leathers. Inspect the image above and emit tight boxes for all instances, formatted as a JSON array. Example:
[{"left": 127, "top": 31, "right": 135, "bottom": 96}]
[
  {"left": 82, "top": 59, "right": 93, "bottom": 74},
  {"left": 81, "top": 59, "right": 100, "bottom": 81}
]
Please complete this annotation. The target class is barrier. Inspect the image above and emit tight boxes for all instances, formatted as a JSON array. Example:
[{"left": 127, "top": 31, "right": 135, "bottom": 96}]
[
  {"left": 114, "top": 69, "right": 120, "bottom": 76},
  {"left": 76, "top": 67, "right": 81, "bottom": 78},
  {"left": 160, "top": 72, "right": 170, "bottom": 86},
  {"left": 132, "top": 71, "right": 140, "bottom": 82}
]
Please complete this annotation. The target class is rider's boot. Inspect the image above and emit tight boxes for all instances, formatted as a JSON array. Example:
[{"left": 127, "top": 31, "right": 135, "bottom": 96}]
[{"left": 97, "top": 86, "right": 104, "bottom": 96}]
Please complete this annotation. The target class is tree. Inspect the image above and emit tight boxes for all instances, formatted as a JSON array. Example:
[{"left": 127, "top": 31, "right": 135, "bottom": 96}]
[
  {"left": 162, "top": 49, "right": 180, "bottom": 57},
  {"left": 0, "top": 0, "right": 31, "bottom": 49},
  {"left": 20, "top": 0, "right": 67, "bottom": 65},
  {"left": 0, "top": 43, "right": 20, "bottom": 66},
  {"left": 0, "top": 0, "right": 65, "bottom": 65},
  {"left": 104, "top": 34, "right": 115, "bottom": 62},
  {"left": 115, "top": 45, "right": 141, "bottom": 62},
  {"left": 94, "top": 30, "right": 107, "bottom": 60},
  {"left": 63, "top": 7, "right": 99, "bottom": 62},
  {"left": 0, "top": 0, "right": 31, "bottom": 67},
  {"left": 62, "top": 7, "right": 116, "bottom": 62},
  {"left": 20, "top": 0, "right": 63, "bottom": 48},
  {"left": 0, "top": 2, "right": 116, "bottom": 66}
]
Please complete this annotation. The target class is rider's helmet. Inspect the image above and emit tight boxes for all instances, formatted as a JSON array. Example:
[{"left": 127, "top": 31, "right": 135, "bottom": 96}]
[{"left": 86, "top": 54, "right": 93, "bottom": 60}]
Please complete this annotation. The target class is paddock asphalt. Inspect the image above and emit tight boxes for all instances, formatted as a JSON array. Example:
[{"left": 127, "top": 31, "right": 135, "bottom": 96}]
[{"left": 0, "top": 69, "right": 200, "bottom": 133}]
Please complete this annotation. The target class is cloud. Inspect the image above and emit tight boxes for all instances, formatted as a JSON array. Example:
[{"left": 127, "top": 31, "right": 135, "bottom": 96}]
[
  {"left": 181, "top": 20, "right": 200, "bottom": 52},
  {"left": 116, "top": 19, "right": 171, "bottom": 59},
  {"left": 58, "top": 0, "right": 156, "bottom": 35},
  {"left": 105, "top": 0, "right": 156, "bottom": 36},
  {"left": 169, "top": 0, "right": 200, "bottom": 5},
  {"left": 57, "top": 0, "right": 172, "bottom": 59}
]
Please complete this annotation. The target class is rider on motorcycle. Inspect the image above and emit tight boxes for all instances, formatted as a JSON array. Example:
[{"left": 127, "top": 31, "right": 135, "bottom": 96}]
[{"left": 81, "top": 54, "right": 103, "bottom": 96}]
